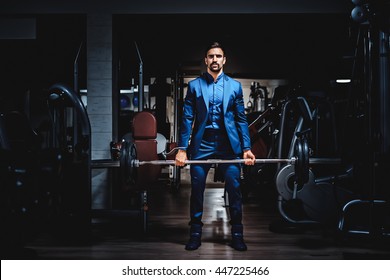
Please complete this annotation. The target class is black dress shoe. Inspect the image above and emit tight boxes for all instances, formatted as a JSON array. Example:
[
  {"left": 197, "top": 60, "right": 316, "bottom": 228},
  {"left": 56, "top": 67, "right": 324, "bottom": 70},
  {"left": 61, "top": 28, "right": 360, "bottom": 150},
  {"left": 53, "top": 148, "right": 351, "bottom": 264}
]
[
  {"left": 185, "top": 232, "right": 201, "bottom": 250},
  {"left": 231, "top": 233, "right": 247, "bottom": 251}
]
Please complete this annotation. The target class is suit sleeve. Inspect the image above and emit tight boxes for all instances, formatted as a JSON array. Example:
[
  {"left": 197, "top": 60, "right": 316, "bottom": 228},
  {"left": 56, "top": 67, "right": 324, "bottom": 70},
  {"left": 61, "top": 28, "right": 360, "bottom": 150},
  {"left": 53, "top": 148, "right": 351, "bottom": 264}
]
[
  {"left": 178, "top": 82, "right": 196, "bottom": 150},
  {"left": 234, "top": 83, "right": 252, "bottom": 151}
]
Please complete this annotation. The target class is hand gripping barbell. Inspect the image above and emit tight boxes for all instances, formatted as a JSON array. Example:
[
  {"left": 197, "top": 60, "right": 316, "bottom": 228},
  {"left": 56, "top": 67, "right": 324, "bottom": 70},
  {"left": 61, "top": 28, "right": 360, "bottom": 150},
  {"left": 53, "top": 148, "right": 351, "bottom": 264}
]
[{"left": 91, "top": 137, "right": 341, "bottom": 187}]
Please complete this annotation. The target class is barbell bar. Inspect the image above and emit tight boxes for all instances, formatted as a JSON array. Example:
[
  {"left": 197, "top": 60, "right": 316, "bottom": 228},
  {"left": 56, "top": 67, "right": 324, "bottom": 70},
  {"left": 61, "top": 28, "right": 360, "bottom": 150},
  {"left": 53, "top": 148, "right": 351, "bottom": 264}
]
[
  {"left": 90, "top": 155, "right": 297, "bottom": 168},
  {"left": 132, "top": 157, "right": 341, "bottom": 167},
  {"left": 90, "top": 155, "right": 340, "bottom": 168},
  {"left": 133, "top": 158, "right": 295, "bottom": 167},
  {"left": 91, "top": 137, "right": 342, "bottom": 187}
]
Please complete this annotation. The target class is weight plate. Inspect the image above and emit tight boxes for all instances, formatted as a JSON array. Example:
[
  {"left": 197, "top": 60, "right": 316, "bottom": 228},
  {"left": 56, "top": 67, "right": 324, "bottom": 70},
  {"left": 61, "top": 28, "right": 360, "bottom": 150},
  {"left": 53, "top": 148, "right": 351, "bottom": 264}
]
[{"left": 276, "top": 164, "right": 315, "bottom": 201}]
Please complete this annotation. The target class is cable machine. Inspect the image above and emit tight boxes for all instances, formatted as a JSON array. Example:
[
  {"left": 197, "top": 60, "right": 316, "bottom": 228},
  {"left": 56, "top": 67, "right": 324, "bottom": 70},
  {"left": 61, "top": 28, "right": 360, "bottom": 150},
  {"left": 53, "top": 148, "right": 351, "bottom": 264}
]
[{"left": 338, "top": 0, "right": 390, "bottom": 239}]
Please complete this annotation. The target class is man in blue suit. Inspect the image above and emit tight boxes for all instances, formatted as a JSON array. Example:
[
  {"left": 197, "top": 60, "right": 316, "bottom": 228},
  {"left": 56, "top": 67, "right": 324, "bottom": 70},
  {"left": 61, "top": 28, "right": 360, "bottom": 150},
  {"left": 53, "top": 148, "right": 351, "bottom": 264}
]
[{"left": 175, "top": 41, "right": 256, "bottom": 251}]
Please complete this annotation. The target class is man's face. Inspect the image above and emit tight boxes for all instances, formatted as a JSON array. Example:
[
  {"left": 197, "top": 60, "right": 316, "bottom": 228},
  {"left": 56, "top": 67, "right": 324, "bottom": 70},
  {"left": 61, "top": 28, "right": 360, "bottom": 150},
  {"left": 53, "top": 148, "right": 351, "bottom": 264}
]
[{"left": 205, "top": 47, "right": 226, "bottom": 73}]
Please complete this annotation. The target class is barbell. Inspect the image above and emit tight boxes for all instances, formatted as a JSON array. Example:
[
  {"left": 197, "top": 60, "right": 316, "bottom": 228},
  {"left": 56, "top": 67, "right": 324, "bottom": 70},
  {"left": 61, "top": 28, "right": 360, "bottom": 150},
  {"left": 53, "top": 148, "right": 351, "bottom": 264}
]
[{"left": 91, "top": 137, "right": 342, "bottom": 187}]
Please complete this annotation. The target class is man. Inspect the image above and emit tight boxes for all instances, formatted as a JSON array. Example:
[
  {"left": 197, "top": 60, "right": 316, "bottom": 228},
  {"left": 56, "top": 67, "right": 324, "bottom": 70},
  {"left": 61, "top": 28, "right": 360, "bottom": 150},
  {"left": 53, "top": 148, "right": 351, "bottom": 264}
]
[{"left": 175, "top": 41, "right": 256, "bottom": 251}]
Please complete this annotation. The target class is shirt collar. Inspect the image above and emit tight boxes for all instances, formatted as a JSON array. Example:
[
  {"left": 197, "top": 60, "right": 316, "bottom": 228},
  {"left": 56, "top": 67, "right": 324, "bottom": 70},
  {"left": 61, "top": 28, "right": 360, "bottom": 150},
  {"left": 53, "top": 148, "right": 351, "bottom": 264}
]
[{"left": 204, "top": 72, "right": 224, "bottom": 84}]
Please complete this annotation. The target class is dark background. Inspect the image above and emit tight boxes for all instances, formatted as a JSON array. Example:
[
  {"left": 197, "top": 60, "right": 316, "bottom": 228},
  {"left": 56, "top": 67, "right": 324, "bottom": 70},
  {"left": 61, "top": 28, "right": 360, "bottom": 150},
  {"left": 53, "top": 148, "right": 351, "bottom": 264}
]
[{"left": 1, "top": 0, "right": 367, "bottom": 100}]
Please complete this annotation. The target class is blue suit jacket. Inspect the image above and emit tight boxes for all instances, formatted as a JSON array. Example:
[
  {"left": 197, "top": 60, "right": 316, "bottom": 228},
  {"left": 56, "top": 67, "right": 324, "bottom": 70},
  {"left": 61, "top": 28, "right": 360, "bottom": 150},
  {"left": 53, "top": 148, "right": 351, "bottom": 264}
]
[{"left": 178, "top": 73, "right": 251, "bottom": 157}]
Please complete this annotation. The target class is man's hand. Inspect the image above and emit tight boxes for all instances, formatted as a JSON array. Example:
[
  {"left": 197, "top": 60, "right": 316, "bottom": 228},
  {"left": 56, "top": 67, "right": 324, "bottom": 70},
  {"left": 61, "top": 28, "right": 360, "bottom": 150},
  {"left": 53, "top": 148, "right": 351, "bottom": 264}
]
[
  {"left": 175, "top": 149, "right": 188, "bottom": 166},
  {"left": 243, "top": 150, "right": 256, "bottom": 165}
]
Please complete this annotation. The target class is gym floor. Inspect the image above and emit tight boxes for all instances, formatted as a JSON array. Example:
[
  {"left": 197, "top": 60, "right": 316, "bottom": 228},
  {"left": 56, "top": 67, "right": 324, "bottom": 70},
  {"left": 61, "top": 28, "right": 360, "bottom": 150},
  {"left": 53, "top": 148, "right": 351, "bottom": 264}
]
[{"left": 11, "top": 167, "right": 389, "bottom": 260}]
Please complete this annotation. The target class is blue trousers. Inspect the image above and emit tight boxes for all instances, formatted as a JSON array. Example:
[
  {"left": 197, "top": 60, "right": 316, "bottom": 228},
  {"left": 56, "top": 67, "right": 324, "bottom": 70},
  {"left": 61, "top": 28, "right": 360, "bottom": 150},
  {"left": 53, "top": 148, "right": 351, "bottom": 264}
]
[{"left": 189, "top": 129, "right": 243, "bottom": 226}]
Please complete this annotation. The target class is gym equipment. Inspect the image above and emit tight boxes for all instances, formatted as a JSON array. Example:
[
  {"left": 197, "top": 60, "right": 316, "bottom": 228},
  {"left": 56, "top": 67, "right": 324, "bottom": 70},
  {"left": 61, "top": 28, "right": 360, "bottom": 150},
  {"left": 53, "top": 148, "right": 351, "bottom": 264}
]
[
  {"left": 337, "top": 7, "right": 390, "bottom": 239},
  {"left": 47, "top": 83, "right": 149, "bottom": 237},
  {"left": 0, "top": 110, "right": 63, "bottom": 256},
  {"left": 91, "top": 136, "right": 341, "bottom": 189},
  {"left": 47, "top": 82, "right": 92, "bottom": 242},
  {"left": 156, "top": 133, "right": 167, "bottom": 155},
  {"left": 120, "top": 94, "right": 131, "bottom": 109},
  {"left": 269, "top": 92, "right": 354, "bottom": 226}
]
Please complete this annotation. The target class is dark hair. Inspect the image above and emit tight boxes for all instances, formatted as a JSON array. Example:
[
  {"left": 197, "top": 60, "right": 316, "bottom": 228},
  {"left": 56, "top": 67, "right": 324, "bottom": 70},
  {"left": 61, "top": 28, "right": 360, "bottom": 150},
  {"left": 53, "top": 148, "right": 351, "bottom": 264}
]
[{"left": 204, "top": 41, "right": 225, "bottom": 57}]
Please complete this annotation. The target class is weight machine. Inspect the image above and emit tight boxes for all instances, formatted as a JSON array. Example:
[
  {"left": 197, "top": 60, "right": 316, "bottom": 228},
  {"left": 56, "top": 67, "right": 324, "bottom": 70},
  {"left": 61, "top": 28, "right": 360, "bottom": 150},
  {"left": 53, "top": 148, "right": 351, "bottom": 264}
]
[{"left": 337, "top": 0, "right": 390, "bottom": 240}]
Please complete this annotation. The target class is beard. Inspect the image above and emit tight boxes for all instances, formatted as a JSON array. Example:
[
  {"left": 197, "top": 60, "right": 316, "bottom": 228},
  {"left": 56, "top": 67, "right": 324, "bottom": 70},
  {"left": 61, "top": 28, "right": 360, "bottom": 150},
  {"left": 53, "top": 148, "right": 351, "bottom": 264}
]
[{"left": 208, "top": 63, "right": 221, "bottom": 73}]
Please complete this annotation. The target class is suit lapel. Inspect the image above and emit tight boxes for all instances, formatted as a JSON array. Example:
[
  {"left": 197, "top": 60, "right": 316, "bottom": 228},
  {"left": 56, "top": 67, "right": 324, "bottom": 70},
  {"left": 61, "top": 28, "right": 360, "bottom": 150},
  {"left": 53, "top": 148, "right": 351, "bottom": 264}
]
[
  {"left": 223, "top": 75, "right": 231, "bottom": 114},
  {"left": 200, "top": 76, "right": 209, "bottom": 111}
]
